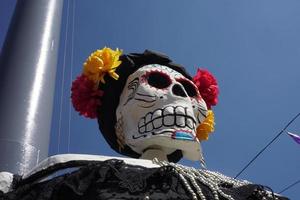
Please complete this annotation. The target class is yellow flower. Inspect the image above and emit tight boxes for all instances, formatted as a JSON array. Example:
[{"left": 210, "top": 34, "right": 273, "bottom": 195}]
[
  {"left": 83, "top": 47, "right": 122, "bottom": 85},
  {"left": 196, "top": 110, "right": 215, "bottom": 141}
]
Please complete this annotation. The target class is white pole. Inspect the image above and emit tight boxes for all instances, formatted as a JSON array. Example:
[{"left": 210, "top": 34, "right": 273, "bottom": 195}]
[{"left": 0, "top": 0, "right": 63, "bottom": 175}]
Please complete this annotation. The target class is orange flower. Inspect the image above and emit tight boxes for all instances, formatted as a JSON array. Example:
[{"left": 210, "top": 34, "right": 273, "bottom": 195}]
[
  {"left": 83, "top": 47, "right": 122, "bottom": 85},
  {"left": 196, "top": 110, "right": 215, "bottom": 141}
]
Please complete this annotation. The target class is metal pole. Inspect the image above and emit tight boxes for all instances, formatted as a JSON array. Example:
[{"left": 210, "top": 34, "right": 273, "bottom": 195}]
[{"left": 0, "top": 0, "right": 63, "bottom": 175}]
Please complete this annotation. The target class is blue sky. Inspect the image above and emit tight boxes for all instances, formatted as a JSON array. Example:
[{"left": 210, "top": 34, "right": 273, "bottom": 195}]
[{"left": 1, "top": 0, "right": 300, "bottom": 199}]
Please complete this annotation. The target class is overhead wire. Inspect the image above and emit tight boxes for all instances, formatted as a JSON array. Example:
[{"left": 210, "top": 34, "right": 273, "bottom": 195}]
[
  {"left": 279, "top": 179, "right": 300, "bottom": 194},
  {"left": 235, "top": 112, "right": 300, "bottom": 179},
  {"left": 67, "top": 0, "right": 76, "bottom": 153},
  {"left": 57, "top": 0, "right": 70, "bottom": 154}
]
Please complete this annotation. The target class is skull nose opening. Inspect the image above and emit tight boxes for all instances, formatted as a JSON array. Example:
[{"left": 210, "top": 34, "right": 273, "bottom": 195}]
[{"left": 172, "top": 84, "right": 188, "bottom": 97}]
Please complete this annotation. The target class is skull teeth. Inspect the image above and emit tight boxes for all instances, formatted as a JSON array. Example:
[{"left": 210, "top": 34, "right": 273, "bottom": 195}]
[{"left": 138, "top": 106, "right": 196, "bottom": 134}]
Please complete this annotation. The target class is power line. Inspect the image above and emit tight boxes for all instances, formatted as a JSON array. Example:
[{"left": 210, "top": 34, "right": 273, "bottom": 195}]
[
  {"left": 67, "top": 0, "right": 76, "bottom": 153},
  {"left": 57, "top": 0, "right": 70, "bottom": 154},
  {"left": 279, "top": 179, "right": 300, "bottom": 194},
  {"left": 235, "top": 112, "right": 300, "bottom": 179}
]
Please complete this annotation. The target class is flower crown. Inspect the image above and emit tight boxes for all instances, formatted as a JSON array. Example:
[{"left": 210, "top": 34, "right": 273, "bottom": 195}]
[
  {"left": 71, "top": 47, "right": 219, "bottom": 141},
  {"left": 71, "top": 47, "right": 122, "bottom": 118},
  {"left": 193, "top": 69, "right": 219, "bottom": 141}
]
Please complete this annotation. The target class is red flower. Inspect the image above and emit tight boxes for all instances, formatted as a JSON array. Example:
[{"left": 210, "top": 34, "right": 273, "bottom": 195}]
[
  {"left": 193, "top": 69, "right": 219, "bottom": 109},
  {"left": 71, "top": 75, "right": 104, "bottom": 119}
]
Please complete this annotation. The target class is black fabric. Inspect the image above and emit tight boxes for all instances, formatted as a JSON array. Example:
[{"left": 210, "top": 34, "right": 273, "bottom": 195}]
[
  {"left": 1, "top": 159, "right": 289, "bottom": 200},
  {"left": 97, "top": 50, "right": 191, "bottom": 163}
]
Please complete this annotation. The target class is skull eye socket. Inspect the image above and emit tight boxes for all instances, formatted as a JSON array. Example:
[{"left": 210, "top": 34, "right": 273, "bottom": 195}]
[
  {"left": 177, "top": 79, "right": 198, "bottom": 97},
  {"left": 146, "top": 71, "right": 171, "bottom": 89}
]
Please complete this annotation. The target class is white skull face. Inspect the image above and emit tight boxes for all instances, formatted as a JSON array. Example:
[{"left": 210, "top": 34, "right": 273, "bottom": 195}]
[{"left": 116, "top": 64, "right": 208, "bottom": 160}]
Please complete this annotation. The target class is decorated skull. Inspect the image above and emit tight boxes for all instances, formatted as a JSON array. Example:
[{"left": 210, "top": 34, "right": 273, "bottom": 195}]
[
  {"left": 71, "top": 48, "right": 218, "bottom": 163},
  {"left": 116, "top": 64, "right": 208, "bottom": 161}
]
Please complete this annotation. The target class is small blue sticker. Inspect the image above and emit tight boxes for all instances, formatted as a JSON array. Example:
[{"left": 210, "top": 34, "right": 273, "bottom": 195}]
[{"left": 172, "top": 131, "right": 194, "bottom": 141}]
